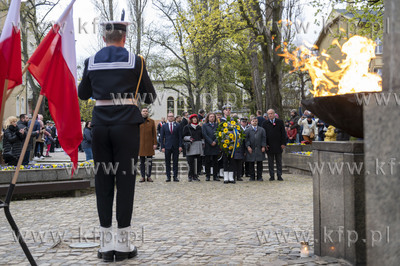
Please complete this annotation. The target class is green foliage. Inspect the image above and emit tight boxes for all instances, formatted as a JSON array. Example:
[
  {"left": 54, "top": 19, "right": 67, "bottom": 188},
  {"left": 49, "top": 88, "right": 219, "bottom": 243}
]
[
  {"left": 79, "top": 99, "right": 95, "bottom": 122},
  {"left": 311, "top": 0, "right": 383, "bottom": 39}
]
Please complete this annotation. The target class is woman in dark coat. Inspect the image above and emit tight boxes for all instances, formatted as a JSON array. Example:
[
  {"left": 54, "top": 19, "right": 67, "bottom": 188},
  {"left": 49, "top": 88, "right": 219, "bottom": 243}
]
[
  {"left": 183, "top": 114, "right": 203, "bottom": 182},
  {"left": 202, "top": 112, "right": 220, "bottom": 181},
  {"left": 81, "top": 121, "right": 93, "bottom": 161},
  {"left": 3, "top": 116, "right": 25, "bottom": 166}
]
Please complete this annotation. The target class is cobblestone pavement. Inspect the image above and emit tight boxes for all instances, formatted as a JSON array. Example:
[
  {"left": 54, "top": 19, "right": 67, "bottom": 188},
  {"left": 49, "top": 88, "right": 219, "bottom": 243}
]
[{"left": 0, "top": 153, "right": 351, "bottom": 265}]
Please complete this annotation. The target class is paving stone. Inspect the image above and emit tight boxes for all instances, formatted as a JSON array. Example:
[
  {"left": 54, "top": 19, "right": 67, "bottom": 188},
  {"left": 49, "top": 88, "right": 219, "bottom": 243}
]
[{"left": 0, "top": 155, "right": 351, "bottom": 265}]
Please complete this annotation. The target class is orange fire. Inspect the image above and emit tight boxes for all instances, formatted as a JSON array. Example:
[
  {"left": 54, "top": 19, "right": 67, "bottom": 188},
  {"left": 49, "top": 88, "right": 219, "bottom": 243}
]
[{"left": 280, "top": 36, "right": 382, "bottom": 97}]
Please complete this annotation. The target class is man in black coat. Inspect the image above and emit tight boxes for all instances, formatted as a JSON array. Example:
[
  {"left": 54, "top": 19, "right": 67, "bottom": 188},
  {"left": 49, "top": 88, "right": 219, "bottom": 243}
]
[
  {"left": 202, "top": 112, "right": 220, "bottom": 181},
  {"left": 160, "top": 112, "right": 183, "bottom": 182},
  {"left": 262, "top": 109, "right": 286, "bottom": 181},
  {"left": 180, "top": 112, "right": 189, "bottom": 156},
  {"left": 78, "top": 20, "right": 156, "bottom": 262}
]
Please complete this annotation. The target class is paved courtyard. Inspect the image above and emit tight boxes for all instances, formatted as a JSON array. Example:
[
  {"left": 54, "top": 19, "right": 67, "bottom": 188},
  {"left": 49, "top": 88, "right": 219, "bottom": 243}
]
[{"left": 0, "top": 151, "right": 351, "bottom": 265}]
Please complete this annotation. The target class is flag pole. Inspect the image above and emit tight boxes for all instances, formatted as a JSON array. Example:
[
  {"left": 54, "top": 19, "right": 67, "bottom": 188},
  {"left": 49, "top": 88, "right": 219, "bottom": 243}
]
[
  {"left": 10, "top": 94, "right": 43, "bottom": 186},
  {"left": 0, "top": 93, "right": 43, "bottom": 266},
  {"left": 0, "top": 79, "right": 10, "bottom": 133},
  {"left": 5, "top": 63, "right": 31, "bottom": 101}
]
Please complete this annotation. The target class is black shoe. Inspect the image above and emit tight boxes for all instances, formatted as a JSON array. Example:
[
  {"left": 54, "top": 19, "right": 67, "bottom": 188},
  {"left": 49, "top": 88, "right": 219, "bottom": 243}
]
[
  {"left": 249, "top": 178, "right": 255, "bottom": 181},
  {"left": 269, "top": 177, "right": 275, "bottom": 181},
  {"left": 237, "top": 177, "right": 243, "bottom": 181},
  {"left": 213, "top": 176, "right": 220, "bottom": 181},
  {"left": 230, "top": 180, "right": 236, "bottom": 184},
  {"left": 166, "top": 178, "right": 171, "bottom": 182},
  {"left": 97, "top": 249, "right": 114, "bottom": 262},
  {"left": 224, "top": 181, "right": 229, "bottom": 184},
  {"left": 277, "top": 177, "right": 284, "bottom": 181},
  {"left": 188, "top": 177, "right": 193, "bottom": 182},
  {"left": 206, "top": 176, "right": 210, "bottom": 181},
  {"left": 173, "top": 178, "right": 179, "bottom": 182},
  {"left": 115, "top": 246, "right": 138, "bottom": 261},
  {"left": 193, "top": 177, "right": 200, "bottom": 181},
  {"left": 257, "top": 178, "right": 264, "bottom": 181}
]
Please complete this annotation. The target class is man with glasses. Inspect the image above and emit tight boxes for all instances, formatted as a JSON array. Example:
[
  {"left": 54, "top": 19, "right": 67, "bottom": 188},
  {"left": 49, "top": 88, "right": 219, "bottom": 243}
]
[{"left": 160, "top": 112, "right": 183, "bottom": 182}]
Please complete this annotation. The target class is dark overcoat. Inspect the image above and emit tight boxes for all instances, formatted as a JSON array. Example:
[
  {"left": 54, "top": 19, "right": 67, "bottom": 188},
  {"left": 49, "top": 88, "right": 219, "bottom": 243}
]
[{"left": 262, "top": 119, "right": 286, "bottom": 154}]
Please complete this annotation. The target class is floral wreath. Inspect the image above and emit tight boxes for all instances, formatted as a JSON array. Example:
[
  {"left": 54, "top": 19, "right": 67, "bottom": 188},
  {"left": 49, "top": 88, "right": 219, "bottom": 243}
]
[{"left": 215, "top": 116, "right": 246, "bottom": 157}]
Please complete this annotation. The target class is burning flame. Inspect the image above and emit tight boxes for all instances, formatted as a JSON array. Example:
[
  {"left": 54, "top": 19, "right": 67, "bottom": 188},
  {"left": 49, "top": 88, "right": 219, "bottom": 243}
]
[{"left": 280, "top": 36, "right": 382, "bottom": 97}]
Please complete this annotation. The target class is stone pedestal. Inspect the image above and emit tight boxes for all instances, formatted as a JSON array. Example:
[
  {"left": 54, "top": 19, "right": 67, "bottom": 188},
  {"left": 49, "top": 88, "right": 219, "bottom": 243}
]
[
  {"left": 363, "top": 1, "right": 400, "bottom": 264},
  {"left": 312, "top": 141, "right": 365, "bottom": 265}
]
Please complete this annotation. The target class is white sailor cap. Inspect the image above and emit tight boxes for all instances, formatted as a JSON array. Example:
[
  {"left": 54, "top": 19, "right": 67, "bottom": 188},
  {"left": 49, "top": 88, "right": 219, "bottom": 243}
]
[
  {"left": 100, "top": 21, "right": 131, "bottom": 32},
  {"left": 222, "top": 104, "right": 232, "bottom": 110}
]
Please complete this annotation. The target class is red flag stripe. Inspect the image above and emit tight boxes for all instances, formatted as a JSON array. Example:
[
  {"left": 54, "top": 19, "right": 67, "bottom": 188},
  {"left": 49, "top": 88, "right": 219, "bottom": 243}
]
[{"left": 28, "top": 26, "right": 82, "bottom": 172}]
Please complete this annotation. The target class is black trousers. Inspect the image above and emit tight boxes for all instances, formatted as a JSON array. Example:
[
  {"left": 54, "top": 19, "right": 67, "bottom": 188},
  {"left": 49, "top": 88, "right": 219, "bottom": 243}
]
[
  {"left": 165, "top": 148, "right": 179, "bottom": 179},
  {"left": 249, "top": 161, "right": 263, "bottom": 179},
  {"left": 187, "top": 155, "right": 201, "bottom": 178},
  {"left": 205, "top": 155, "right": 219, "bottom": 178},
  {"left": 50, "top": 142, "right": 55, "bottom": 152},
  {"left": 223, "top": 154, "right": 234, "bottom": 172},
  {"left": 35, "top": 142, "right": 44, "bottom": 157},
  {"left": 234, "top": 159, "right": 243, "bottom": 179},
  {"left": 22, "top": 150, "right": 30, "bottom": 165},
  {"left": 242, "top": 161, "right": 250, "bottom": 177},
  {"left": 92, "top": 124, "right": 139, "bottom": 228},
  {"left": 267, "top": 153, "right": 282, "bottom": 178},
  {"left": 198, "top": 156, "right": 205, "bottom": 174},
  {"left": 140, "top": 156, "right": 153, "bottom": 178}
]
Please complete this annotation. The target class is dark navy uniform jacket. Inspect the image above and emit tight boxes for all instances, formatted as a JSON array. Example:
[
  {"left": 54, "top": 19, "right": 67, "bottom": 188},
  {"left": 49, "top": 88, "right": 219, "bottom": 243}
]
[{"left": 78, "top": 46, "right": 156, "bottom": 126}]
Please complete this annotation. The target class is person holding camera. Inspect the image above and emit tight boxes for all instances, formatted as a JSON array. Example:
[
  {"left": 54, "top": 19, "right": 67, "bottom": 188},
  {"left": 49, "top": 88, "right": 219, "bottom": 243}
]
[
  {"left": 183, "top": 114, "right": 204, "bottom": 182},
  {"left": 3, "top": 116, "right": 25, "bottom": 166},
  {"left": 298, "top": 114, "right": 317, "bottom": 144}
]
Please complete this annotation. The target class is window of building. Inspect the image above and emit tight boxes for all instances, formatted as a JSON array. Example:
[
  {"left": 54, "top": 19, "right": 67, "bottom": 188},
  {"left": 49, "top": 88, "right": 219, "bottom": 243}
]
[
  {"left": 21, "top": 97, "right": 25, "bottom": 114},
  {"left": 167, "top": 96, "right": 175, "bottom": 114},
  {"left": 375, "top": 38, "right": 383, "bottom": 55},
  {"left": 16, "top": 96, "right": 20, "bottom": 116},
  {"left": 177, "top": 97, "right": 185, "bottom": 114},
  {"left": 374, "top": 68, "right": 383, "bottom": 77}
]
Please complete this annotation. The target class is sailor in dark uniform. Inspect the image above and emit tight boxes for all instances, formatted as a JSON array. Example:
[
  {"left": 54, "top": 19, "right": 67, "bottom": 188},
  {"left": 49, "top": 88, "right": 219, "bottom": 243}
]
[
  {"left": 219, "top": 104, "right": 235, "bottom": 183},
  {"left": 78, "top": 18, "right": 156, "bottom": 262}
]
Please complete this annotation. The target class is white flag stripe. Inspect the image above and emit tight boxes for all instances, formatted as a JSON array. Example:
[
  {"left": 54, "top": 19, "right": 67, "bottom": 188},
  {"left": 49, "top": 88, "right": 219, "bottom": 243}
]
[
  {"left": 61, "top": 8, "right": 77, "bottom": 85},
  {"left": 56, "top": 0, "right": 76, "bottom": 26},
  {"left": 0, "top": 0, "right": 21, "bottom": 43},
  {"left": 57, "top": 0, "right": 77, "bottom": 86}
]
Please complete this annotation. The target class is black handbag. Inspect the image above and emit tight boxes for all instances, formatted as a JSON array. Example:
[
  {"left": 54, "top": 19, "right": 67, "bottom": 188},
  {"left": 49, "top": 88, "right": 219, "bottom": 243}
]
[
  {"left": 184, "top": 126, "right": 193, "bottom": 152},
  {"left": 184, "top": 141, "right": 192, "bottom": 152},
  {"left": 3, "top": 150, "right": 16, "bottom": 164}
]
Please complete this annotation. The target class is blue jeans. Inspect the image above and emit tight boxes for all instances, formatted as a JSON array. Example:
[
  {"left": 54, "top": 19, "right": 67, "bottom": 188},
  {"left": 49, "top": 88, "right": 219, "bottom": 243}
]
[{"left": 83, "top": 148, "right": 93, "bottom": 161}]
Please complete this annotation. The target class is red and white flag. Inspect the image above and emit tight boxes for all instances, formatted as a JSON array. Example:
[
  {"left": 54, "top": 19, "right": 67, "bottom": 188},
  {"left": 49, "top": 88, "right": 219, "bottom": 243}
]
[
  {"left": 28, "top": 0, "right": 82, "bottom": 172},
  {"left": 0, "top": 0, "right": 22, "bottom": 107}
]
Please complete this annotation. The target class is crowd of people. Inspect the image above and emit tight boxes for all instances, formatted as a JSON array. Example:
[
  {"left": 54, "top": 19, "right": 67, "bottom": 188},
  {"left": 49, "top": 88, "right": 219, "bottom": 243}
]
[
  {"left": 137, "top": 104, "right": 353, "bottom": 184},
  {"left": 1, "top": 114, "right": 59, "bottom": 166},
  {"left": 0, "top": 106, "right": 351, "bottom": 170},
  {"left": 140, "top": 105, "right": 287, "bottom": 183}
]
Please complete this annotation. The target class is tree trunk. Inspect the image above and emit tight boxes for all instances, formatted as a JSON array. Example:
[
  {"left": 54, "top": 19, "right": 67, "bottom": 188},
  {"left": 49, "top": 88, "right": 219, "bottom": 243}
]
[
  {"left": 215, "top": 53, "right": 224, "bottom": 110},
  {"left": 108, "top": 0, "right": 114, "bottom": 20},
  {"left": 249, "top": 37, "right": 264, "bottom": 111}
]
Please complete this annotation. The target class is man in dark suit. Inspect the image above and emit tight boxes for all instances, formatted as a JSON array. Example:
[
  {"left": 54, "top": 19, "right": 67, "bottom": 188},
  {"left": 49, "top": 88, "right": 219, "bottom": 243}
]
[
  {"left": 262, "top": 109, "right": 286, "bottom": 181},
  {"left": 256, "top": 110, "right": 266, "bottom": 127},
  {"left": 180, "top": 112, "right": 189, "bottom": 157},
  {"left": 160, "top": 112, "right": 183, "bottom": 182}
]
